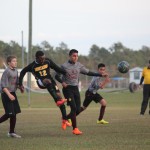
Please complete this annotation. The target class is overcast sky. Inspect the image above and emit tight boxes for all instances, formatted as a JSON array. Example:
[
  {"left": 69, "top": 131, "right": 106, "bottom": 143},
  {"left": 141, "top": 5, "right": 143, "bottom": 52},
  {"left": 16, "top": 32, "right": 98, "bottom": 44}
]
[{"left": 0, "top": 0, "right": 150, "bottom": 55}]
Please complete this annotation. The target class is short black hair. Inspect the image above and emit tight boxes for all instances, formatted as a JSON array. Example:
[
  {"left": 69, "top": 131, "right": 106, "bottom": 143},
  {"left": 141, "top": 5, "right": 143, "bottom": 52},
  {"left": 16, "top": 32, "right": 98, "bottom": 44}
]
[
  {"left": 98, "top": 63, "right": 105, "bottom": 69},
  {"left": 69, "top": 49, "right": 78, "bottom": 56},
  {"left": 35, "top": 51, "right": 44, "bottom": 58}
]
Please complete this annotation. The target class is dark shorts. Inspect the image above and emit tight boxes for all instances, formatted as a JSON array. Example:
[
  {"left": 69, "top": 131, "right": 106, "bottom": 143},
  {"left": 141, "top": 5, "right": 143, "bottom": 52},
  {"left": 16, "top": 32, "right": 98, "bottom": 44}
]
[
  {"left": 1, "top": 92, "right": 21, "bottom": 116},
  {"left": 36, "top": 78, "right": 60, "bottom": 92},
  {"left": 83, "top": 90, "right": 103, "bottom": 107},
  {"left": 62, "top": 86, "right": 81, "bottom": 110}
]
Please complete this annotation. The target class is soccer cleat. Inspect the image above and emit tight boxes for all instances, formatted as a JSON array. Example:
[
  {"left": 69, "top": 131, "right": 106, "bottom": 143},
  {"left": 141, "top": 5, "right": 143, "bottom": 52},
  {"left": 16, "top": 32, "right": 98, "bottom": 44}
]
[
  {"left": 62, "top": 120, "right": 72, "bottom": 130},
  {"left": 68, "top": 119, "right": 72, "bottom": 126},
  {"left": 65, "top": 120, "right": 72, "bottom": 127},
  {"left": 56, "top": 99, "right": 67, "bottom": 106},
  {"left": 97, "top": 119, "right": 109, "bottom": 124},
  {"left": 62, "top": 120, "right": 67, "bottom": 130},
  {"left": 7, "top": 133, "right": 21, "bottom": 138},
  {"left": 72, "top": 128, "right": 82, "bottom": 135}
]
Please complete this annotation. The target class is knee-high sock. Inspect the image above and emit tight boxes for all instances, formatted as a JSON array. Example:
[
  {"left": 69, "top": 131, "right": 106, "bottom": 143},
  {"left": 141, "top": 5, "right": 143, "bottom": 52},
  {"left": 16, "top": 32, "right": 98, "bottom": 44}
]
[
  {"left": 0, "top": 114, "right": 9, "bottom": 123},
  {"left": 59, "top": 105, "right": 67, "bottom": 120},
  {"left": 9, "top": 115, "right": 16, "bottom": 133},
  {"left": 98, "top": 106, "right": 106, "bottom": 121},
  {"left": 67, "top": 113, "right": 77, "bottom": 129},
  {"left": 47, "top": 86, "right": 61, "bottom": 102},
  {"left": 71, "top": 114, "right": 77, "bottom": 129},
  {"left": 76, "top": 107, "right": 84, "bottom": 116}
]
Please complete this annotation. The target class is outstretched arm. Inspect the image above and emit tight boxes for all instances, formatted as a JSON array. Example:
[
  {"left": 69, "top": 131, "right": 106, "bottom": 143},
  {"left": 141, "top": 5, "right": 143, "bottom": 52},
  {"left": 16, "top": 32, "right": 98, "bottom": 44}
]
[
  {"left": 100, "top": 77, "right": 110, "bottom": 89},
  {"left": 19, "top": 67, "right": 29, "bottom": 86},
  {"left": 82, "top": 71, "right": 108, "bottom": 77},
  {"left": 49, "top": 59, "right": 66, "bottom": 75},
  {"left": 18, "top": 65, "right": 32, "bottom": 93}
]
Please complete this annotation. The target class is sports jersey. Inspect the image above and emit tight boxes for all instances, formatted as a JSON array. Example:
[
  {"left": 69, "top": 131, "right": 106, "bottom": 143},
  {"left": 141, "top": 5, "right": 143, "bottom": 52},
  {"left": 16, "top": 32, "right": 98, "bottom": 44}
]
[
  {"left": 88, "top": 76, "right": 103, "bottom": 94},
  {"left": 60, "top": 61, "right": 89, "bottom": 86},
  {"left": 1, "top": 67, "right": 18, "bottom": 92},
  {"left": 142, "top": 67, "right": 150, "bottom": 84},
  {"left": 19, "top": 58, "right": 66, "bottom": 86}
]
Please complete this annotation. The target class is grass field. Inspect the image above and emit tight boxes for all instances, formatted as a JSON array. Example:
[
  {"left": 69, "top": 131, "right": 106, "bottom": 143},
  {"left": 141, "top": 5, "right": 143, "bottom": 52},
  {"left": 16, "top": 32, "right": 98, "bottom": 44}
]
[{"left": 0, "top": 90, "right": 150, "bottom": 150}]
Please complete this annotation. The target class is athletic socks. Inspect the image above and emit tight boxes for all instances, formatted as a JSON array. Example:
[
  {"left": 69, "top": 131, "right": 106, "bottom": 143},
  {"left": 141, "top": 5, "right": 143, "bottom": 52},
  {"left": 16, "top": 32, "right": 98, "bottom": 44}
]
[{"left": 98, "top": 106, "right": 106, "bottom": 121}]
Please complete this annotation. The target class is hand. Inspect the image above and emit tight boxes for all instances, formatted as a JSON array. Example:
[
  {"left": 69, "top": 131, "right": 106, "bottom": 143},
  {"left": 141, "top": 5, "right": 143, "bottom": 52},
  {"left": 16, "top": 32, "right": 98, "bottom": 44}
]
[
  {"left": 99, "top": 83, "right": 104, "bottom": 89},
  {"left": 138, "top": 84, "right": 142, "bottom": 89},
  {"left": 62, "top": 82, "right": 68, "bottom": 88},
  {"left": 102, "top": 72, "right": 109, "bottom": 77},
  {"left": 8, "top": 93, "right": 15, "bottom": 101},
  {"left": 19, "top": 85, "right": 24, "bottom": 93}
]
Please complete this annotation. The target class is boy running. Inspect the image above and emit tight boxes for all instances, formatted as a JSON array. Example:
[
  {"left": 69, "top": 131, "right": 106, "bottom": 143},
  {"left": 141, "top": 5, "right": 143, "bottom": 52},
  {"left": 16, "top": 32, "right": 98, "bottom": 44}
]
[{"left": 77, "top": 63, "right": 110, "bottom": 124}]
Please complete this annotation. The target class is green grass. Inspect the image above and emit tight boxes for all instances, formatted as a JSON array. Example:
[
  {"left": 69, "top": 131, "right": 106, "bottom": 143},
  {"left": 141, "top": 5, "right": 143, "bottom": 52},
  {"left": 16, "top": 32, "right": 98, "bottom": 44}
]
[{"left": 0, "top": 90, "right": 150, "bottom": 150}]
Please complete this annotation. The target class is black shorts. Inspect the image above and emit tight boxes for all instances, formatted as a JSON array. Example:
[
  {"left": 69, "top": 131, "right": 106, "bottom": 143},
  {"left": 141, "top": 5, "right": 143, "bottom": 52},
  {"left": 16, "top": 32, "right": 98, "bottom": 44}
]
[
  {"left": 83, "top": 90, "right": 103, "bottom": 107},
  {"left": 1, "top": 92, "right": 21, "bottom": 116},
  {"left": 37, "top": 78, "right": 60, "bottom": 92},
  {"left": 62, "top": 86, "right": 81, "bottom": 109}
]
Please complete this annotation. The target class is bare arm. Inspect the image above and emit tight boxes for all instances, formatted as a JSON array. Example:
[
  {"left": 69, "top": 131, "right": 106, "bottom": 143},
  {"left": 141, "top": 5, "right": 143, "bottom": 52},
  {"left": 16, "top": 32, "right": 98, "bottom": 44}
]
[{"left": 2, "top": 88, "right": 15, "bottom": 101}]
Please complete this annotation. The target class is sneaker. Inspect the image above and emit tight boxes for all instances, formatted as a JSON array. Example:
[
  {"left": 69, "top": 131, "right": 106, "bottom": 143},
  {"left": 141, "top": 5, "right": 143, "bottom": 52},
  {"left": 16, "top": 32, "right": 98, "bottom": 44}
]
[
  {"left": 56, "top": 99, "right": 67, "bottom": 106},
  {"left": 97, "top": 119, "right": 109, "bottom": 124},
  {"left": 62, "top": 120, "right": 72, "bottom": 130},
  {"left": 72, "top": 128, "right": 82, "bottom": 135},
  {"left": 7, "top": 133, "right": 21, "bottom": 138}
]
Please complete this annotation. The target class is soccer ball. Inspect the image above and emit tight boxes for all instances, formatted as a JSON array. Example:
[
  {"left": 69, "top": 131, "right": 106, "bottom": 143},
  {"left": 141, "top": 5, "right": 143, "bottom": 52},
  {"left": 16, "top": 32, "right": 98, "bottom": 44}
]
[{"left": 117, "top": 61, "right": 129, "bottom": 73}]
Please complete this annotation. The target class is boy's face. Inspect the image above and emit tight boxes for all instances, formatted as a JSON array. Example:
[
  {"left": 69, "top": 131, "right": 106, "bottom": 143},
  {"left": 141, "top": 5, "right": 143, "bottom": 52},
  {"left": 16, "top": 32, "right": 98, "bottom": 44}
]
[
  {"left": 69, "top": 52, "right": 78, "bottom": 63},
  {"left": 98, "top": 67, "right": 106, "bottom": 74},
  {"left": 8, "top": 58, "right": 17, "bottom": 68},
  {"left": 36, "top": 55, "right": 45, "bottom": 64}
]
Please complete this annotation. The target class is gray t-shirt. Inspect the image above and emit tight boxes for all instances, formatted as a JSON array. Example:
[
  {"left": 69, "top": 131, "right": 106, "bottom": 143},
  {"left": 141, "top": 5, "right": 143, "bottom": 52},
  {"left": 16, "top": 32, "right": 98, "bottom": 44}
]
[
  {"left": 61, "top": 61, "right": 89, "bottom": 86},
  {"left": 88, "top": 76, "right": 103, "bottom": 94},
  {"left": 1, "top": 68, "right": 18, "bottom": 92}
]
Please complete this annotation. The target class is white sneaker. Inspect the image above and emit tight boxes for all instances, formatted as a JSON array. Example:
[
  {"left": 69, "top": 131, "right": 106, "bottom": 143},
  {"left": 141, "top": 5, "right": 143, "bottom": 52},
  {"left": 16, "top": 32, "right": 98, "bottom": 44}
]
[{"left": 7, "top": 133, "right": 21, "bottom": 138}]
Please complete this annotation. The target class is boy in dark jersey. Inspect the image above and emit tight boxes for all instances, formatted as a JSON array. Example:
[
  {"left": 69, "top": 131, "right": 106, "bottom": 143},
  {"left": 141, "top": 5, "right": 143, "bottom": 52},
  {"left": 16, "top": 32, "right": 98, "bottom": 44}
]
[
  {"left": 77, "top": 63, "right": 110, "bottom": 124},
  {"left": 0, "top": 56, "right": 21, "bottom": 138},
  {"left": 19, "top": 51, "right": 71, "bottom": 129},
  {"left": 55, "top": 49, "right": 108, "bottom": 135}
]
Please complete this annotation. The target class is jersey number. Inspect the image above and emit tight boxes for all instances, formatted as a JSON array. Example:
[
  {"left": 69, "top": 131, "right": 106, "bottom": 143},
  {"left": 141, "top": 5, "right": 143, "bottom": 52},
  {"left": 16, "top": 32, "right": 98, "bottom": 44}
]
[{"left": 39, "top": 70, "right": 47, "bottom": 76}]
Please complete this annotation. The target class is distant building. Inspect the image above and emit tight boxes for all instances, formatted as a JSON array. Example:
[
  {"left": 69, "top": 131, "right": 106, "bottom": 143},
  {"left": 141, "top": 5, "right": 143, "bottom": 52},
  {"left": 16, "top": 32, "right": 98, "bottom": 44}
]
[{"left": 129, "top": 67, "right": 143, "bottom": 84}]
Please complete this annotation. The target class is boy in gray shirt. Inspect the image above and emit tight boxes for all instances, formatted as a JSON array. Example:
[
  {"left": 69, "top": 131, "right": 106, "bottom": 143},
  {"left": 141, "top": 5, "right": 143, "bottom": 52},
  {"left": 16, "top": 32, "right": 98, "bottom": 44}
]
[
  {"left": 77, "top": 63, "right": 110, "bottom": 124},
  {"left": 55, "top": 49, "right": 108, "bottom": 135},
  {"left": 0, "top": 56, "right": 21, "bottom": 138}
]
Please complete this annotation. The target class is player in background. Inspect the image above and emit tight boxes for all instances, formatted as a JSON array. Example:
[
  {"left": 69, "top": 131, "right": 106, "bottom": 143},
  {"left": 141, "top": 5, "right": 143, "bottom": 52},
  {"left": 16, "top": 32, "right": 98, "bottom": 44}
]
[
  {"left": 0, "top": 56, "right": 21, "bottom": 138},
  {"left": 139, "top": 60, "right": 150, "bottom": 115},
  {"left": 55, "top": 49, "right": 108, "bottom": 135},
  {"left": 76, "top": 63, "right": 110, "bottom": 124},
  {"left": 19, "top": 51, "right": 71, "bottom": 129}
]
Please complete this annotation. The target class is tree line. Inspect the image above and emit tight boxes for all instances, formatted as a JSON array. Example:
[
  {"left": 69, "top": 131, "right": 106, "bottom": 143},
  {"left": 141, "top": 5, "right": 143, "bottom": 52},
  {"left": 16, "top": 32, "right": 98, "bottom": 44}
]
[{"left": 0, "top": 40, "right": 150, "bottom": 77}]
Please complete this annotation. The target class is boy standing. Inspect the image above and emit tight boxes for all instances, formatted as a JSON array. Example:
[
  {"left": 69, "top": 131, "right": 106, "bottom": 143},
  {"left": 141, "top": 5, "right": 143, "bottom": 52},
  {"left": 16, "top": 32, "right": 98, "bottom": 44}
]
[{"left": 0, "top": 56, "right": 21, "bottom": 138}]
